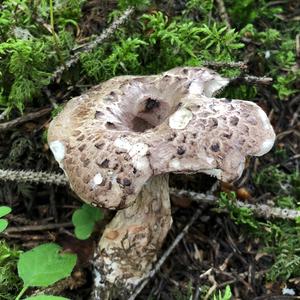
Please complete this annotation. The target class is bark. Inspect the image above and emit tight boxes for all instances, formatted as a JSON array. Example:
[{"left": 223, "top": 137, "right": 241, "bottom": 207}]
[{"left": 92, "top": 174, "right": 172, "bottom": 299}]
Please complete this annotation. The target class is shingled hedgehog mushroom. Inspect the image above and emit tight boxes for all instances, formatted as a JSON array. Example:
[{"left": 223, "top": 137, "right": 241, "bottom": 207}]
[{"left": 48, "top": 67, "right": 275, "bottom": 298}]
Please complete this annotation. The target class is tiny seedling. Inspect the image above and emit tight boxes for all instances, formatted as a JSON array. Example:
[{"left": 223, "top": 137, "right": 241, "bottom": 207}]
[
  {"left": 72, "top": 204, "right": 103, "bottom": 240},
  {"left": 213, "top": 285, "right": 232, "bottom": 300},
  {"left": 16, "top": 243, "right": 77, "bottom": 300},
  {"left": 218, "top": 192, "right": 259, "bottom": 230},
  {"left": 0, "top": 206, "right": 12, "bottom": 232}
]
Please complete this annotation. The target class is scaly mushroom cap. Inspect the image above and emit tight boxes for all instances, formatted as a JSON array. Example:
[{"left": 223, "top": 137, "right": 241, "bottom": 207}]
[{"left": 48, "top": 67, "right": 275, "bottom": 209}]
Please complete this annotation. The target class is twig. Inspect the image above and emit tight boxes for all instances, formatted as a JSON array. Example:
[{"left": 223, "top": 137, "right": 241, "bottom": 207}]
[
  {"left": 0, "top": 107, "right": 10, "bottom": 121},
  {"left": 6, "top": 214, "right": 35, "bottom": 225},
  {"left": 0, "top": 233, "right": 50, "bottom": 241},
  {"left": 0, "top": 169, "right": 68, "bottom": 186},
  {"left": 31, "top": 271, "right": 86, "bottom": 297},
  {"left": 265, "top": 1, "right": 288, "bottom": 7},
  {"left": 4, "top": 222, "right": 73, "bottom": 233},
  {"left": 0, "top": 107, "right": 51, "bottom": 132},
  {"left": 230, "top": 75, "right": 273, "bottom": 85},
  {"left": 193, "top": 284, "right": 201, "bottom": 300},
  {"left": 1, "top": 169, "right": 299, "bottom": 220},
  {"left": 204, "top": 272, "right": 218, "bottom": 300},
  {"left": 170, "top": 188, "right": 300, "bottom": 220},
  {"left": 50, "top": 7, "right": 134, "bottom": 83},
  {"left": 128, "top": 208, "right": 202, "bottom": 300},
  {"left": 296, "top": 33, "right": 300, "bottom": 61},
  {"left": 203, "top": 61, "right": 248, "bottom": 69},
  {"left": 43, "top": 87, "right": 58, "bottom": 109},
  {"left": 215, "top": 0, "right": 231, "bottom": 28}
]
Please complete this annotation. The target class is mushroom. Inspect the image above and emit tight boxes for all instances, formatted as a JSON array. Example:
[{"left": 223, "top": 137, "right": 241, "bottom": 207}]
[{"left": 48, "top": 67, "right": 275, "bottom": 298}]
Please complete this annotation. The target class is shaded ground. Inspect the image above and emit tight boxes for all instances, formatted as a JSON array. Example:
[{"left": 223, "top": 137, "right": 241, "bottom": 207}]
[{"left": 0, "top": 0, "right": 299, "bottom": 299}]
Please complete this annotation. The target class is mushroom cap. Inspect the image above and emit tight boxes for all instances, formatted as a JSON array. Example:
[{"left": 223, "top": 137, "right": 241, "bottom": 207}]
[{"left": 48, "top": 67, "right": 275, "bottom": 209}]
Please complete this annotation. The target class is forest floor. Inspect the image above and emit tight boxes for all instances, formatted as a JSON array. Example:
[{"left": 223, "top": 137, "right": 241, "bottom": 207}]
[{"left": 0, "top": 0, "right": 299, "bottom": 299}]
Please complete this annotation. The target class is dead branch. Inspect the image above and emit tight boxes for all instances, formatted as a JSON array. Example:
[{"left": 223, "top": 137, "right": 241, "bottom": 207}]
[
  {"left": 230, "top": 75, "right": 273, "bottom": 85},
  {"left": 1, "top": 169, "right": 299, "bottom": 221},
  {"left": 0, "top": 107, "right": 10, "bottom": 121},
  {"left": 4, "top": 222, "right": 73, "bottom": 233},
  {"left": 203, "top": 61, "right": 248, "bottom": 69},
  {"left": 170, "top": 188, "right": 300, "bottom": 220},
  {"left": 215, "top": 0, "right": 231, "bottom": 28},
  {"left": 0, "top": 107, "right": 51, "bottom": 131},
  {"left": 31, "top": 271, "right": 86, "bottom": 297},
  {"left": 0, "top": 169, "right": 68, "bottom": 185},
  {"left": 50, "top": 7, "right": 134, "bottom": 83}
]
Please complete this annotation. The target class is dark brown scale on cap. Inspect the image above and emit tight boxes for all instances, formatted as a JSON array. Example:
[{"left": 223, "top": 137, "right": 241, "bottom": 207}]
[
  {"left": 48, "top": 67, "right": 275, "bottom": 208},
  {"left": 48, "top": 67, "right": 276, "bottom": 296},
  {"left": 177, "top": 146, "right": 185, "bottom": 155}
]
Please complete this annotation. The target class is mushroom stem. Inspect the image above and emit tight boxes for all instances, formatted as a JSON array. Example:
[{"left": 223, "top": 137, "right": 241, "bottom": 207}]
[{"left": 93, "top": 174, "right": 172, "bottom": 299}]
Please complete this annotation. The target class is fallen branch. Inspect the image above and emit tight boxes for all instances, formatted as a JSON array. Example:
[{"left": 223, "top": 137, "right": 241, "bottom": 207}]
[
  {"left": 230, "top": 75, "right": 273, "bottom": 85},
  {"left": 0, "top": 169, "right": 68, "bottom": 186},
  {"left": 215, "top": 0, "right": 231, "bottom": 28},
  {"left": 170, "top": 188, "right": 300, "bottom": 220},
  {"left": 1, "top": 169, "right": 299, "bottom": 220},
  {"left": 128, "top": 208, "right": 203, "bottom": 300},
  {"left": 0, "top": 8, "right": 134, "bottom": 130},
  {"left": 203, "top": 61, "right": 248, "bottom": 69},
  {"left": 50, "top": 7, "right": 134, "bottom": 83},
  {"left": 4, "top": 222, "right": 73, "bottom": 233},
  {"left": 30, "top": 271, "right": 86, "bottom": 297},
  {"left": 0, "top": 107, "right": 51, "bottom": 132},
  {"left": 0, "top": 107, "right": 10, "bottom": 121}
]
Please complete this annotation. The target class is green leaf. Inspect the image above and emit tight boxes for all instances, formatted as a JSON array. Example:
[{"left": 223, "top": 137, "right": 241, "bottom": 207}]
[
  {"left": 213, "top": 285, "right": 232, "bottom": 300},
  {"left": 0, "top": 206, "right": 12, "bottom": 218},
  {"left": 223, "top": 285, "right": 233, "bottom": 299},
  {"left": 72, "top": 204, "right": 103, "bottom": 240},
  {"left": 25, "top": 296, "right": 70, "bottom": 300},
  {"left": 0, "top": 219, "right": 9, "bottom": 232},
  {"left": 17, "top": 243, "right": 77, "bottom": 287}
]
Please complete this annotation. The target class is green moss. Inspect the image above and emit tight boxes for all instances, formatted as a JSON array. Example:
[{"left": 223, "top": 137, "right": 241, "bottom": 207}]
[
  {"left": 1, "top": 0, "right": 299, "bottom": 291},
  {"left": 0, "top": 241, "right": 22, "bottom": 300},
  {"left": 221, "top": 169, "right": 300, "bottom": 282},
  {"left": 81, "top": 11, "right": 244, "bottom": 81},
  {"left": 262, "top": 220, "right": 300, "bottom": 281},
  {"left": 0, "top": 0, "right": 85, "bottom": 113},
  {"left": 255, "top": 166, "right": 300, "bottom": 204},
  {"left": 218, "top": 192, "right": 259, "bottom": 230}
]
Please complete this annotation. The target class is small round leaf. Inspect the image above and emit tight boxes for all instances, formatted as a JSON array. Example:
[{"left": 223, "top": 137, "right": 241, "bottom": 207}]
[
  {"left": 18, "top": 243, "right": 77, "bottom": 287},
  {"left": 72, "top": 204, "right": 103, "bottom": 240}
]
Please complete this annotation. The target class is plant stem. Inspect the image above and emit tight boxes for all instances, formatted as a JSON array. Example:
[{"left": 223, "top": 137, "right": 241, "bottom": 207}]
[
  {"left": 49, "top": 0, "right": 65, "bottom": 66},
  {"left": 15, "top": 285, "right": 28, "bottom": 300},
  {"left": 49, "top": 0, "right": 54, "bottom": 31}
]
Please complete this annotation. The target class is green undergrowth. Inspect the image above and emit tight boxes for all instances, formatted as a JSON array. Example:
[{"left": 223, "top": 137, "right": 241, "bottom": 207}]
[
  {"left": 80, "top": 0, "right": 299, "bottom": 100},
  {"left": 0, "top": 0, "right": 298, "bottom": 115},
  {"left": 0, "top": 237, "right": 77, "bottom": 300},
  {"left": 80, "top": 11, "right": 244, "bottom": 80},
  {"left": 254, "top": 166, "right": 300, "bottom": 281},
  {"left": 164, "top": 283, "right": 232, "bottom": 300},
  {"left": 226, "top": 0, "right": 299, "bottom": 99},
  {"left": 0, "top": 0, "right": 299, "bottom": 297},
  {"left": 219, "top": 168, "right": 300, "bottom": 283},
  {"left": 255, "top": 166, "right": 300, "bottom": 209},
  {"left": 0, "top": 241, "right": 22, "bottom": 300},
  {"left": 0, "top": 0, "right": 85, "bottom": 113}
]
